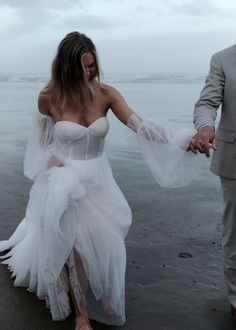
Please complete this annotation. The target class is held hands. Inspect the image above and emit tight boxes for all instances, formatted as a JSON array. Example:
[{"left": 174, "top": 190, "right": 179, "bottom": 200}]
[{"left": 188, "top": 126, "right": 217, "bottom": 157}]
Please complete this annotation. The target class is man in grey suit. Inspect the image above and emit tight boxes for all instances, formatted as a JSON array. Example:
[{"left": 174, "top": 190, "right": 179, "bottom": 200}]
[{"left": 189, "top": 44, "right": 236, "bottom": 319}]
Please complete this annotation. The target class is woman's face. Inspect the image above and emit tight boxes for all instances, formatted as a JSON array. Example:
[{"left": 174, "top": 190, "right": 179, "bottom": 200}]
[{"left": 82, "top": 52, "right": 96, "bottom": 81}]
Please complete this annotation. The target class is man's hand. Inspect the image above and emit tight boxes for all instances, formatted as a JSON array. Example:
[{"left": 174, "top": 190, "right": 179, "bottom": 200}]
[{"left": 188, "top": 126, "right": 217, "bottom": 157}]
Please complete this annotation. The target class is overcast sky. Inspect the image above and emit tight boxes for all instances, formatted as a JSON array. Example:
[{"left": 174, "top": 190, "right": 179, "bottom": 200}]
[{"left": 0, "top": 0, "right": 236, "bottom": 75}]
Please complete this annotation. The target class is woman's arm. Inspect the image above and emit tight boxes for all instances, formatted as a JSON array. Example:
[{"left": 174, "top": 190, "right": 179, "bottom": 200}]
[
  {"left": 106, "top": 85, "right": 167, "bottom": 138},
  {"left": 107, "top": 85, "right": 135, "bottom": 124},
  {"left": 38, "top": 92, "right": 64, "bottom": 168},
  {"left": 38, "top": 90, "right": 51, "bottom": 116},
  {"left": 37, "top": 92, "right": 54, "bottom": 147},
  {"left": 106, "top": 85, "right": 144, "bottom": 133}
]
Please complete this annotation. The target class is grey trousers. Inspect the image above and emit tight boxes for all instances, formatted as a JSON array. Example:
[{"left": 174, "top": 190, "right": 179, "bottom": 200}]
[{"left": 221, "top": 177, "right": 236, "bottom": 307}]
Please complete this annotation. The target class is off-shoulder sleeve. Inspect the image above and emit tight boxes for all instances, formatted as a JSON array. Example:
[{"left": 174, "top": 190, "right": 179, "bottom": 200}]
[
  {"left": 23, "top": 112, "right": 55, "bottom": 180},
  {"left": 127, "top": 113, "right": 205, "bottom": 188}
]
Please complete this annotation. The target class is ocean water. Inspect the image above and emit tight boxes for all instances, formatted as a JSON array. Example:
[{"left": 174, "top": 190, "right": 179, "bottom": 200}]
[{"left": 0, "top": 73, "right": 207, "bottom": 158}]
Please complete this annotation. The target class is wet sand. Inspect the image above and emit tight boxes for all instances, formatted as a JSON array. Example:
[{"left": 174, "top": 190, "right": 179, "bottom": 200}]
[{"left": 0, "top": 148, "right": 235, "bottom": 330}]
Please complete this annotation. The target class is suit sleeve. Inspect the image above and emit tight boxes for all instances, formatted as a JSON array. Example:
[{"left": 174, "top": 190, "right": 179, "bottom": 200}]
[{"left": 193, "top": 53, "right": 225, "bottom": 130}]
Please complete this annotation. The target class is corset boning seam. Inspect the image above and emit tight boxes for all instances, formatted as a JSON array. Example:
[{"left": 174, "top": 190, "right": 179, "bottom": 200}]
[
  {"left": 53, "top": 137, "right": 105, "bottom": 160},
  {"left": 86, "top": 131, "right": 89, "bottom": 161}
]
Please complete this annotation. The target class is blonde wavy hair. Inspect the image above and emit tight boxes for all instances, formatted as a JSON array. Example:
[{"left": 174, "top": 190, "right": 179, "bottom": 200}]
[{"left": 47, "top": 31, "right": 101, "bottom": 108}]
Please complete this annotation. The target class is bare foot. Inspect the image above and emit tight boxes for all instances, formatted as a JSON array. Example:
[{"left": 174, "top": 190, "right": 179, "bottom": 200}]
[
  {"left": 102, "top": 297, "right": 114, "bottom": 315},
  {"left": 75, "top": 314, "right": 93, "bottom": 330}
]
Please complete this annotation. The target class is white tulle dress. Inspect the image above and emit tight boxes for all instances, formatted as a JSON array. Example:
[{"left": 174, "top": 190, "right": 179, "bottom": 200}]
[{"left": 0, "top": 112, "right": 203, "bottom": 325}]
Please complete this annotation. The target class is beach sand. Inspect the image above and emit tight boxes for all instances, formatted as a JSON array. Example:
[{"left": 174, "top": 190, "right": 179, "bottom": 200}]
[{"left": 0, "top": 148, "right": 235, "bottom": 330}]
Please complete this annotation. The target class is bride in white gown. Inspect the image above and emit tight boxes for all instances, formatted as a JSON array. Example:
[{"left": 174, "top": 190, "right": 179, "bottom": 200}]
[{"left": 0, "top": 32, "right": 202, "bottom": 329}]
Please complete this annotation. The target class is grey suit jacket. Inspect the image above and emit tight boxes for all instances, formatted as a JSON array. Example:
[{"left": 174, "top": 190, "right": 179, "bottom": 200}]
[{"left": 194, "top": 44, "right": 236, "bottom": 179}]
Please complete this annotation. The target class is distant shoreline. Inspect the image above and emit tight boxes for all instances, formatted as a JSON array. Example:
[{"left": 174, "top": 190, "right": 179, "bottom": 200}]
[{"left": 0, "top": 72, "right": 205, "bottom": 84}]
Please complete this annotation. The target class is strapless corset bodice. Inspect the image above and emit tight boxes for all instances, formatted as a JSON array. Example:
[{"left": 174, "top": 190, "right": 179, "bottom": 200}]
[{"left": 53, "top": 117, "right": 109, "bottom": 160}]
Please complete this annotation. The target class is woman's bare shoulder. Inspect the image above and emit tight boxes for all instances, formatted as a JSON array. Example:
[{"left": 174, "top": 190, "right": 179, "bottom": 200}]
[
  {"left": 38, "top": 88, "right": 51, "bottom": 116},
  {"left": 100, "top": 83, "right": 122, "bottom": 99}
]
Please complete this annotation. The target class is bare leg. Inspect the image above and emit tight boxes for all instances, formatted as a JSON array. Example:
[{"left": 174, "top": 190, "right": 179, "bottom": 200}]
[
  {"left": 67, "top": 250, "right": 92, "bottom": 330},
  {"left": 74, "top": 250, "right": 89, "bottom": 294},
  {"left": 75, "top": 313, "right": 93, "bottom": 330},
  {"left": 68, "top": 281, "right": 92, "bottom": 330}
]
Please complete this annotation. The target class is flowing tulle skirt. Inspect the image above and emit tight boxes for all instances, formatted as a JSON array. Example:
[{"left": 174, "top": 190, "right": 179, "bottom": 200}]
[{"left": 0, "top": 153, "right": 132, "bottom": 326}]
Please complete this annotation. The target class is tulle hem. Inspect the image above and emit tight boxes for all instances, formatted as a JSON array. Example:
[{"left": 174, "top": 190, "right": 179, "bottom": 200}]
[{"left": 0, "top": 153, "right": 131, "bottom": 325}]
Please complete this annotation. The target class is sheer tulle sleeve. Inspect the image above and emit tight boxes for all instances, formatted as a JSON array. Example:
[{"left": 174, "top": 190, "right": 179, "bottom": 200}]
[
  {"left": 23, "top": 112, "right": 56, "bottom": 180},
  {"left": 127, "top": 113, "right": 205, "bottom": 188}
]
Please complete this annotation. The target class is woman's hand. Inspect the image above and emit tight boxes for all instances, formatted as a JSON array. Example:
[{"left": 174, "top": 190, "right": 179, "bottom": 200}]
[{"left": 48, "top": 156, "right": 64, "bottom": 168}]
